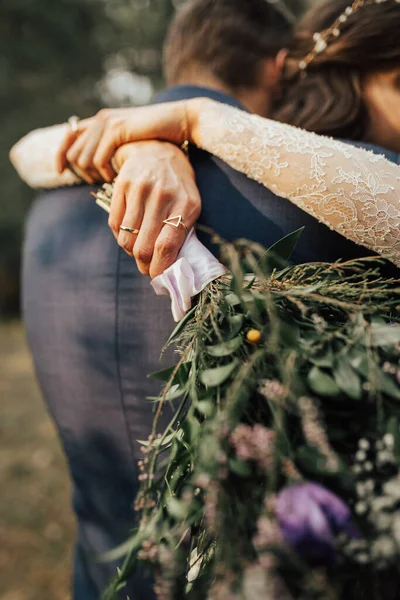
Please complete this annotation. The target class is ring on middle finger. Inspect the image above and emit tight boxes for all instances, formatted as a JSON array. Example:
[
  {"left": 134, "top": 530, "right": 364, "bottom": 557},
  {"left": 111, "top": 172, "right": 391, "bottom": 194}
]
[
  {"left": 120, "top": 225, "right": 140, "bottom": 234},
  {"left": 162, "top": 215, "right": 189, "bottom": 235}
]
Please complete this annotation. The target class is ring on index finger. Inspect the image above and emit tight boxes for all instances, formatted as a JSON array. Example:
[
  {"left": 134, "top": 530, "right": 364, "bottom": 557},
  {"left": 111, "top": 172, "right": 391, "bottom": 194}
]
[
  {"left": 68, "top": 115, "right": 80, "bottom": 133},
  {"left": 162, "top": 215, "right": 189, "bottom": 235}
]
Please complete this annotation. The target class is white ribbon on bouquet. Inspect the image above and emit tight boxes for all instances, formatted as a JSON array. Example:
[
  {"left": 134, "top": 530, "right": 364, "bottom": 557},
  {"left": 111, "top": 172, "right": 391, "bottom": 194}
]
[{"left": 151, "top": 229, "right": 227, "bottom": 322}]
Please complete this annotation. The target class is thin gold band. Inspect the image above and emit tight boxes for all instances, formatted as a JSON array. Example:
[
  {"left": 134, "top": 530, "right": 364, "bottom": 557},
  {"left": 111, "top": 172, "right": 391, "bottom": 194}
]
[{"left": 120, "top": 226, "right": 140, "bottom": 234}]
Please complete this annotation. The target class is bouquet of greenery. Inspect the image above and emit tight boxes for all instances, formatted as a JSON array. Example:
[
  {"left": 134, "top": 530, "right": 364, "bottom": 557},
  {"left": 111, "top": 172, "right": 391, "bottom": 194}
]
[{"left": 97, "top": 186, "right": 400, "bottom": 600}]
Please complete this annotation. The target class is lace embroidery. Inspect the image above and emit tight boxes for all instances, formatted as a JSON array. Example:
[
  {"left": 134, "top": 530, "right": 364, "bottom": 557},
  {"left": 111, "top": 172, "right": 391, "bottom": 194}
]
[{"left": 195, "top": 102, "right": 400, "bottom": 266}]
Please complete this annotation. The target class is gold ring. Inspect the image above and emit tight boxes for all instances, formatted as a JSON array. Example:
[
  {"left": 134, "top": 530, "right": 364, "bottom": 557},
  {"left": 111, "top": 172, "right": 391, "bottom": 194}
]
[
  {"left": 120, "top": 225, "right": 140, "bottom": 234},
  {"left": 163, "top": 215, "right": 189, "bottom": 235},
  {"left": 68, "top": 115, "right": 80, "bottom": 133}
]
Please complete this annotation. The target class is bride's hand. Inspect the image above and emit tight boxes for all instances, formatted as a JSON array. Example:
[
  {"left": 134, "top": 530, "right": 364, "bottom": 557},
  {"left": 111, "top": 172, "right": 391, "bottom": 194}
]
[
  {"left": 56, "top": 98, "right": 206, "bottom": 183},
  {"left": 108, "top": 140, "right": 201, "bottom": 278}
]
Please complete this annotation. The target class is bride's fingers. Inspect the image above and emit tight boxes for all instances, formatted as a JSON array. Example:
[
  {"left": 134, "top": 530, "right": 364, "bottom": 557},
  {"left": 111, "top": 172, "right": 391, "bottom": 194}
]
[
  {"left": 76, "top": 120, "right": 116, "bottom": 183},
  {"left": 66, "top": 131, "right": 102, "bottom": 183},
  {"left": 118, "top": 228, "right": 140, "bottom": 257},
  {"left": 149, "top": 222, "right": 188, "bottom": 279},
  {"left": 149, "top": 187, "right": 200, "bottom": 278},
  {"left": 56, "top": 129, "right": 78, "bottom": 173},
  {"left": 116, "top": 180, "right": 148, "bottom": 256},
  {"left": 93, "top": 123, "right": 125, "bottom": 183},
  {"left": 108, "top": 176, "right": 128, "bottom": 240},
  {"left": 92, "top": 103, "right": 187, "bottom": 181},
  {"left": 56, "top": 118, "right": 93, "bottom": 174},
  {"left": 132, "top": 203, "right": 167, "bottom": 275}
]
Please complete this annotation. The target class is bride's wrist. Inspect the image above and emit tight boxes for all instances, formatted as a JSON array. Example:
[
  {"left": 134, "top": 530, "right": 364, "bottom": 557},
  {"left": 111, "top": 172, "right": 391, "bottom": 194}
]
[{"left": 184, "top": 98, "right": 210, "bottom": 146}]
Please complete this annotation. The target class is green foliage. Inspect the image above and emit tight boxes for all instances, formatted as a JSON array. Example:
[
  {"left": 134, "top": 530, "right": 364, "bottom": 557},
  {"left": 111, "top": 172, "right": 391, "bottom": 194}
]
[{"left": 102, "top": 236, "right": 400, "bottom": 600}]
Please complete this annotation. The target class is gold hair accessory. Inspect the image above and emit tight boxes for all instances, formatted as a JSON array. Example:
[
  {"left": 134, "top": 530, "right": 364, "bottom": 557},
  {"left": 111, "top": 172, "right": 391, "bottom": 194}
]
[{"left": 298, "top": 0, "right": 400, "bottom": 72}]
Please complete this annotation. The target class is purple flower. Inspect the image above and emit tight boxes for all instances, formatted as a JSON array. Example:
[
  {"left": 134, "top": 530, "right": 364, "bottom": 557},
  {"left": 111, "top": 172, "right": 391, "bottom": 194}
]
[{"left": 276, "top": 483, "right": 358, "bottom": 563}]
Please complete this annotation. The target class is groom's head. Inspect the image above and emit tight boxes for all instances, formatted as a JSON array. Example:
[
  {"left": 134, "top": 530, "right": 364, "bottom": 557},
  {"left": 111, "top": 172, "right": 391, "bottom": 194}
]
[{"left": 163, "top": 0, "right": 292, "bottom": 116}]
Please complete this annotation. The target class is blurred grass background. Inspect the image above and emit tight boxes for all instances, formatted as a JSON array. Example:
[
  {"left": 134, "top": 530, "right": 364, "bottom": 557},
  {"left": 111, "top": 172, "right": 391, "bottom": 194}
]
[
  {"left": 0, "top": 323, "right": 75, "bottom": 600},
  {"left": 0, "top": 0, "right": 309, "bottom": 597}
]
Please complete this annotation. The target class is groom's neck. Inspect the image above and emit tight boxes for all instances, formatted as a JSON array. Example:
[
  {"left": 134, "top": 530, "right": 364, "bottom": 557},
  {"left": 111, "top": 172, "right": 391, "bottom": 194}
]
[{"left": 170, "top": 65, "right": 272, "bottom": 118}]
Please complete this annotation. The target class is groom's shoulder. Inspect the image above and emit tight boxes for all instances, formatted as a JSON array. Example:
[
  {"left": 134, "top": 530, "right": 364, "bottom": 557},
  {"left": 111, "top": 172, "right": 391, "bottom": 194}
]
[{"left": 151, "top": 85, "right": 243, "bottom": 110}]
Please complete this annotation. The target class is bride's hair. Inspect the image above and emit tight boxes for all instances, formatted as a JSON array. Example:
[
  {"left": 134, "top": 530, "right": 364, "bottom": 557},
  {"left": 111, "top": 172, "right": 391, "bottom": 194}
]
[{"left": 273, "top": 0, "right": 400, "bottom": 140}]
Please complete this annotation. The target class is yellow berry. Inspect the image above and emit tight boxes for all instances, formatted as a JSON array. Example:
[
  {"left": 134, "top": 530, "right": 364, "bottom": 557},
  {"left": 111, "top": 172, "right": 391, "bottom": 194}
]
[{"left": 246, "top": 329, "right": 262, "bottom": 344}]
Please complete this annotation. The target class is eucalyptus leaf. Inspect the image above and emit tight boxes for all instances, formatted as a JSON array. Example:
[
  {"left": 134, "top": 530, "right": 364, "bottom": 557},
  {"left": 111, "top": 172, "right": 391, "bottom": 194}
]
[
  {"left": 229, "top": 458, "right": 252, "bottom": 477},
  {"left": 205, "top": 335, "right": 243, "bottom": 357},
  {"left": 225, "top": 293, "right": 241, "bottom": 307},
  {"left": 200, "top": 360, "right": 239, "bottom": 388},
  {"left": 296, "top": 446, "right": 329, "bottom": 477},
  {"left": 380, "top": 372, "right": 400, "bottom": 400},
  {"left": 166, "top": 305, "right": 197, "bottom": 346},
  {"left": 259, "top": 227, "right": 304, "bottom": 272},
  {"left": 334, "top": 358, "right": 362, "bottom": 400},
  {"left": 227, "top": 314, "right": 244, "bottom": 338},
  {"left": 137, "top": 432, "right": 176, "bottom": 448},
  {"left": 166, "top": 497, "right": 188, "bottom": 520},
  {"left": 196, "top": 400, "right": 215, "bottom": 417},
  {"left": 149, "top": 362, "right": 191, "bottom": 384},
  {"left": 163, "top": 384, "right": 185, "bottom": 401},
  {"left": 308, "top": 366, "right": 341, "bottom": 397},
  {"left": 311, "top": 347, "right": 335, "bottom": 368},
  {"left": 387, "top": 416, "right": 400, "bottom": 460},
  {"left": 370, "top": 324, "right": 400, "bottom": 347}
]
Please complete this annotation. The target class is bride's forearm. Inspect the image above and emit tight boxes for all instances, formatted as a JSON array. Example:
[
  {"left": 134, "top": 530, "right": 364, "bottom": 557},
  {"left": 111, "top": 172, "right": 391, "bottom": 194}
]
[{"left": 189, "top": 100, "right": 400, "bottom": 265}]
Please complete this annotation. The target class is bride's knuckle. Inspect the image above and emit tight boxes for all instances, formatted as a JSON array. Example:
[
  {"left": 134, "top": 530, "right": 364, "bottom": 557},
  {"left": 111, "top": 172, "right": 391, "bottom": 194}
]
[
  {"left": 97, "top": 108, "right": 110, "bottom": 121},
  {"left": 119, "top": 238, "right": 133, "bottom": 253},
  {"left": 157, "top": 186, "right": 176, "bottom": 203},
  {"left": 108, "top": 216, "right": 119, "bottom": 232},
  {"left": 104, "top": 121, "right": 117, "bottom": 138},
  {"left": 93, "top": 153, "right": 106, "bottom": 171},
  {"left": 155, "top": 236, "right": 176, "bottom": 258},
  {"left": 137, "top": 262, "right": 150, "bottom": 276},
  {"left": 134, "top": 245, "right": 153, "bottom": 265},
  {"left": 185, "top": 195, "right": 200, "bottom": 217},
  {"left": 66, "top": 148, "right": 76, "bottom": 164},
  {"left": 116, "top": 174, "right": 129, "bottom": 188},
  {"left": 136, "top": 178, "right": 153, "bottom": 197},
  {"left": 77, "top": 157, "right": 90, "bottom": 171}
]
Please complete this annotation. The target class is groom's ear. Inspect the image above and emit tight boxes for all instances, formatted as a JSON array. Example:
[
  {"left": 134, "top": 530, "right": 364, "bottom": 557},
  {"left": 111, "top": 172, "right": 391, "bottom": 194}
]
[{"left": 261, "top": 49, "right": 288, "bottom": 97}]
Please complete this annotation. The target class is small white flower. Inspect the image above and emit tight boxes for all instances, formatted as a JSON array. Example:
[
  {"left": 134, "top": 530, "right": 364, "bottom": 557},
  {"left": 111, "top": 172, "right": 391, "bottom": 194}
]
[{"left": 365, "top": 199, "right": 400, "bottom": 230}]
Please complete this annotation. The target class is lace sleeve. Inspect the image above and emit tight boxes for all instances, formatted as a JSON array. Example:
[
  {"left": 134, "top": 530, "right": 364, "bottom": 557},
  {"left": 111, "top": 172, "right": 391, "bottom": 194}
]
[
  {"left": 9, "top": 124, "right": 80, "bottom": 189},
  {"left": 194, "top": 102, "right": 400, "bottom": 266}
]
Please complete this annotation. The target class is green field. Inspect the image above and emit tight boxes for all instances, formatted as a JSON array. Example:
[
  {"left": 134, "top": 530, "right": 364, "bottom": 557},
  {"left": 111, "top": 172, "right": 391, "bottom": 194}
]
[{"left": 0, "top": 322, "right": 74, "bottom": 600}]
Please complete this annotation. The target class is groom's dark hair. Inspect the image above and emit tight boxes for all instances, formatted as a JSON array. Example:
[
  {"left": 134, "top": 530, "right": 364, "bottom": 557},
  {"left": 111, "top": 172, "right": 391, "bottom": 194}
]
[{"left": 163, "top": 0, "right": 292, "bottom": 91}]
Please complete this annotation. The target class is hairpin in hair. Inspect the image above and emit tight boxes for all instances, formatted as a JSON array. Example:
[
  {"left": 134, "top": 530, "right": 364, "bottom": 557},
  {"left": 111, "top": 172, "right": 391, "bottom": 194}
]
[{"left": 298, "top": 0, "right": 400, "bottom": 72}]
